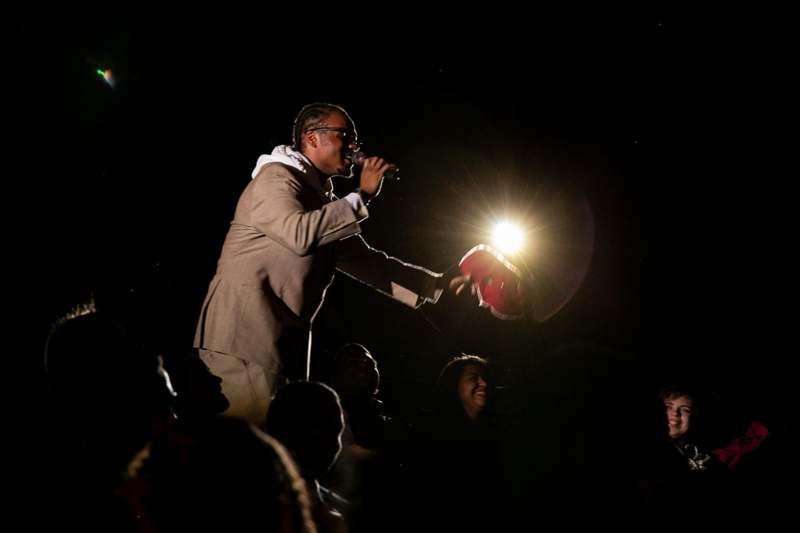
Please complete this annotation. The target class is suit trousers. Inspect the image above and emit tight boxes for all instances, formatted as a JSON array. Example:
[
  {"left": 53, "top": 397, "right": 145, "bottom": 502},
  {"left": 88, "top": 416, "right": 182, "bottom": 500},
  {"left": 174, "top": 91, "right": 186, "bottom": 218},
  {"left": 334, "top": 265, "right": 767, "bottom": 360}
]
[{"left": 198, "top": 349, "right": 286, "bottom": 425}]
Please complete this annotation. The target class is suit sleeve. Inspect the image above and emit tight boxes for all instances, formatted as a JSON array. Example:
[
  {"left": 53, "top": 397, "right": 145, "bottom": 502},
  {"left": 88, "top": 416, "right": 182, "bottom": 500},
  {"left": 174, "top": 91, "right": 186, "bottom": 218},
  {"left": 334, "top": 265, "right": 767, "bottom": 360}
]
[
  {"left": 335, "top": 234, "right": 444, "bottom": 308},
  {"left": 249, "top": 165, "right": 362, "bottom": 256}
]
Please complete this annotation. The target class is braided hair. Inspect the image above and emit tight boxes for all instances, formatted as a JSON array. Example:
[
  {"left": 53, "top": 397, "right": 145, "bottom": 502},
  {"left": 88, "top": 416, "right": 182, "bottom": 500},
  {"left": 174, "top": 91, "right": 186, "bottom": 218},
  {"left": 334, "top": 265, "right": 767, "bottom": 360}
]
[{"left": 291, "top": 102, "right": 356, "bottom": 150}]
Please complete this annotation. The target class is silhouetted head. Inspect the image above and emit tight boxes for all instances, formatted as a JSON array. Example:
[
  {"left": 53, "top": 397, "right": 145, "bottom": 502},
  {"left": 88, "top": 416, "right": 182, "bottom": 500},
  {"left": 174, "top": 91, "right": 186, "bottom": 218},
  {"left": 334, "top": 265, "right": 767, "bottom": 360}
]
[
  {"left": 44, "top": 302, "right": 175, "bottom": 424},
  {"left": 265, "top": 381, "right": 344, "bottom": 481},
  {"left": 328, "top": 343, "right": 379, "bottom": 405},
  {"left": 136, "top": 417, "right": 316, "bottom": 532},
  {"left": 43, "top": 302, "right": 176, "bottom": 487}
]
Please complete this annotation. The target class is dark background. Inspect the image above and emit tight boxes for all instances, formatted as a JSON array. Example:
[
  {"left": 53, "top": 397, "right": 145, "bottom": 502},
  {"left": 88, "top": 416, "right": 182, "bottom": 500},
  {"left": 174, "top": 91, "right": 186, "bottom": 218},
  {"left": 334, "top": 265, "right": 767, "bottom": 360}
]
[{"left": 12, "top": 10, "right": 789, "bottom": 520}]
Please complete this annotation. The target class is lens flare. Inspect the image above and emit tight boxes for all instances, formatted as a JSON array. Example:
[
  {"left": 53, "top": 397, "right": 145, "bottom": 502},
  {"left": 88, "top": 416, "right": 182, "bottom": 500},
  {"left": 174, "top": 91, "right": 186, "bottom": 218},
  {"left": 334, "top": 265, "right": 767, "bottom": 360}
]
[{"left": 96, "top": 68, "right": 116, "bottom": 88}]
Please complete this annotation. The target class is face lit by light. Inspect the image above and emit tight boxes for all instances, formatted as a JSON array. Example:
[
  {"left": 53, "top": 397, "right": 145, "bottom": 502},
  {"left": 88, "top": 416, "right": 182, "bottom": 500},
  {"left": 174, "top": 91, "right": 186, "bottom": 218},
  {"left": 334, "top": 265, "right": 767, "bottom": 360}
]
[
  {"left": 457, "top": 364, "right": 488, "bottom": 420},
  {"left": 492, "top": 221, "right": 524, "bottom": 254},
  {"left": 665, "top": 395, "right": 693, "bottom": 440}
]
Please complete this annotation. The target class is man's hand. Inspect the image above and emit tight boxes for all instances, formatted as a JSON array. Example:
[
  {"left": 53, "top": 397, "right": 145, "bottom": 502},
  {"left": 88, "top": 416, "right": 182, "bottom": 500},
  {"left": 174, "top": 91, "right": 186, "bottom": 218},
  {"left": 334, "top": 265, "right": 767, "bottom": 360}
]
[
  {"left": 448, "top": 273, "right": 477, "bottom": 297},
  {"left": 358, "top": 156, "right": 394, "bottom": 201}
]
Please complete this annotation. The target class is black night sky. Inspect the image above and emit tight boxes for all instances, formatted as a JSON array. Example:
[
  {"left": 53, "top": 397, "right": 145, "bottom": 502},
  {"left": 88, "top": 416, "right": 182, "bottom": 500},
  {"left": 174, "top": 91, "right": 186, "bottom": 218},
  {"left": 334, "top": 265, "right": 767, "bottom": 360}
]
[{"left": 13, "top": 11, "right": 789, "bottom": 523}]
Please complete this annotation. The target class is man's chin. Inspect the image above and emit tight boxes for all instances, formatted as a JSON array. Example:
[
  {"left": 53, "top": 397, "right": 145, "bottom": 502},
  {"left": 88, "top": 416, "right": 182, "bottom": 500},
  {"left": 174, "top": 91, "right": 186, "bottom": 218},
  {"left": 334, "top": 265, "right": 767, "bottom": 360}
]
[{"left": 334, "top": 165, "right": 354, "bottom": 178}]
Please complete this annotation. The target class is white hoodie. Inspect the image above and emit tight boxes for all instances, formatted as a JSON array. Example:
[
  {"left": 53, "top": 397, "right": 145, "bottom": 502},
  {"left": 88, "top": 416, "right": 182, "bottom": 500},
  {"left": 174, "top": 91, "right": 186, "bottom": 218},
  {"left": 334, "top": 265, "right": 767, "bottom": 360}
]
[
  {"left": 251, "top": 144, "right": 365, "bottom": 217},
  {"left": 251, "top": 145, "right": 315, "bottom": 179}
]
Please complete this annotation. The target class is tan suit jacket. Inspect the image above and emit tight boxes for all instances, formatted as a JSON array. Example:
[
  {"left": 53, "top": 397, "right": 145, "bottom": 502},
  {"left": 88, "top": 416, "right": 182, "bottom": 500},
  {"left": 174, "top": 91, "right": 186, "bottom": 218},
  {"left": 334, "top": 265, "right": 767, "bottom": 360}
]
[{"left": 194, "top": 162, "right": 441, "bottom": 379}]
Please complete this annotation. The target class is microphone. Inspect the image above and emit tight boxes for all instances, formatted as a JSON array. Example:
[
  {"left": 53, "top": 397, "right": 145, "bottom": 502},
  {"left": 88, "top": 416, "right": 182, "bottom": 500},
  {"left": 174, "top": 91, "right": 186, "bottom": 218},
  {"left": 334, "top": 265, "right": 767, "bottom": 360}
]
[{"left": 351, "top": 150, "right": 400, "bottom": 180}]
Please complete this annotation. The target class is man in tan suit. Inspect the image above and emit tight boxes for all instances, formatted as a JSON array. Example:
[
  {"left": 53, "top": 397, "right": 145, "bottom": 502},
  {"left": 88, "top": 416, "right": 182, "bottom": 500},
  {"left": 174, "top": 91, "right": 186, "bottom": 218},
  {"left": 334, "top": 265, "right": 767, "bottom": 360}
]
[{"left": 195, "top": 103, "right": 463, "bottom": 423}]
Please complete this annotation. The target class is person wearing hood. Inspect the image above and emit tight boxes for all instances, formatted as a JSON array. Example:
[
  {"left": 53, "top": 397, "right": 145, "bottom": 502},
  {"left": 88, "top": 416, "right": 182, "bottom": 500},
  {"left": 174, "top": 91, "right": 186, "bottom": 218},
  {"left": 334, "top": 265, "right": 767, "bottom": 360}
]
[{"left": 194, "top": 103, "right": 470, "bottom": 423}]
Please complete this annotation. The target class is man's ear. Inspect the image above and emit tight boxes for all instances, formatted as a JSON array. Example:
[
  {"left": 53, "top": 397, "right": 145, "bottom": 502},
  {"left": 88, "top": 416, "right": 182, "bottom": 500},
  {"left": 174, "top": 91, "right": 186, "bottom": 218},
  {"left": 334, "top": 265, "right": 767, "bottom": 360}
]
[{"left": 306, "top": 130, "right": 318, "bottom": 149}]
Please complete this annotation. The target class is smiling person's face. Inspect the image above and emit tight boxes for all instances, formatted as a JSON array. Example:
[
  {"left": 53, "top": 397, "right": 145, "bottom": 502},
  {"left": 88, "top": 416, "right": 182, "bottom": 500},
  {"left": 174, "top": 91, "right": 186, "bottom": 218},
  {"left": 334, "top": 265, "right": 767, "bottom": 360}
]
[
  {"left": 457, "top": 364, "right": 488, "bottom": 420},
  {"left": 664, "top": 395, "right": 693, "bottom": 440}
]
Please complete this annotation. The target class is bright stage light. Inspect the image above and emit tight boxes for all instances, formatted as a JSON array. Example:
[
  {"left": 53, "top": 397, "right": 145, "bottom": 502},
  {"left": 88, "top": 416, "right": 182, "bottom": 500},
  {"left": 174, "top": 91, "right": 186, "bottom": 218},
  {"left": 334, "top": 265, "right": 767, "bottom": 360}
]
[{"left": 492, "top": 221, "right": 524, "bottom": 254}]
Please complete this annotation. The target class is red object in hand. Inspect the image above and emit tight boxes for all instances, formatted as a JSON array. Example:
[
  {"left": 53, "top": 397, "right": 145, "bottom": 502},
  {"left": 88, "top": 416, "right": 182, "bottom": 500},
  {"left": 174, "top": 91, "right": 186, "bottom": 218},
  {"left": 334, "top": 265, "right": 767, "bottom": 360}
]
[
  {"left": 459, "top": 244, "right": 526, "bottom": 320},
  {"left": 712, "top": 421, "right": 770, "bottom": 470}
]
